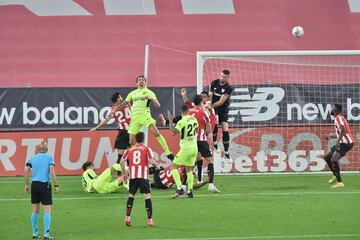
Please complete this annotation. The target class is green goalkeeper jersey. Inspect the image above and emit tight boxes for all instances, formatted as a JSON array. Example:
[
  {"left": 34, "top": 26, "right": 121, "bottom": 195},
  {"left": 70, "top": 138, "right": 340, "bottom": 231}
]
[
  {"left": 82, "top": 169, "right": 97, "bottom": 193},
  {"left": 125, "top": 87, "right": 157, "bottom": 118},
  {"left": 175, "top": 115, "right": 198, "bottom": 148}
]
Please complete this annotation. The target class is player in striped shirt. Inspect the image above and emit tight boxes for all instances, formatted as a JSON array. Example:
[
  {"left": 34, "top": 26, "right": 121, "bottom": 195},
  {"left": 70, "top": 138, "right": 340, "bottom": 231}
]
[
  {"left": 120, "top": 132, "right": 160, "bottom": 227},
  {"left": 90, "top": 92, "right": 131, "bottom": 164},
  {"left": 323, "top": 104, "right": 354, "bottom": 188}
]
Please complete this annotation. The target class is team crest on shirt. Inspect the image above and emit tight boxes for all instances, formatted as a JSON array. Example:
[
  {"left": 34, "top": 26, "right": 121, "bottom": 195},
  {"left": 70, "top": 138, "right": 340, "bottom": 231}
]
[{"left": 221, "top": 88, "right": 225, "bottom": 93}]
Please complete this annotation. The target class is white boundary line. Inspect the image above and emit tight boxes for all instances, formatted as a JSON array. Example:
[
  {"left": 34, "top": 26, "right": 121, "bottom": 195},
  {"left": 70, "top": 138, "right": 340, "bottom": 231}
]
[
  {"left": 147, "top": 234, "right": 360, "bottom": 240},
  {"left": 1, "top": 191, "right": 360, "bottom": 202}
]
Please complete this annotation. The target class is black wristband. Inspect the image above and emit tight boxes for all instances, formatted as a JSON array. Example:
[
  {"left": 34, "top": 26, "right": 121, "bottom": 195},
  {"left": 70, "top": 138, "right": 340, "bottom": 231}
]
[{"left": 54, "top": 184, "right": 59, "bottom": 187}]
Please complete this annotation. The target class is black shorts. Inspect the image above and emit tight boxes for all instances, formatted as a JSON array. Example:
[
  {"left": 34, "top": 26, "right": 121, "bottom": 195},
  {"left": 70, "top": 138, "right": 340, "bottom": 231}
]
[
  {"left": 197, "top": 141, "right": 212, "bottom": 158},
  {"left": 31, "top": 182, "right": 52, "bottom": 205},
  {"left": 330, "top": 143, "right": 354, "bottom": 157},
  {"left": 152, "top": 172, "right": 168, "bottom": 189},
  {"left": 129, "top": 179, "right": 151, "bottom": 195},
  {"left": 114, "top": 129, "right": 130, "bottom": 150},
  {"left": 215, "top": 108, "right": 229, "bottom": 123}
]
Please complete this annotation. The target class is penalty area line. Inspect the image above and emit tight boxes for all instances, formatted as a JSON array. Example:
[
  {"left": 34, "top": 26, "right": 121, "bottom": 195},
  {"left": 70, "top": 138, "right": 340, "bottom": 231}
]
[
  {"left": 1, "top": 191, "right": 360, "bottom": 202},
  {"left": 147, "top": 233, "right": 360, "bottom": 240}
]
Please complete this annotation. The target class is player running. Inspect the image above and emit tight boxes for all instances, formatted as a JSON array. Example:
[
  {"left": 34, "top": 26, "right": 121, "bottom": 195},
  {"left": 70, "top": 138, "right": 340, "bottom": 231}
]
[
  {"left": 110, "top": 75, "right": 174, "bottom": 161},
  {"left": 90, "top": 92, "right": 131, "bottom": 164},
  {"left": 82, "top": 162, "right": 128, "bottom": 193},
  {"left": 323, "top": 104, "right": 354, "bottom": 188},
  {"left": 120, "top": 132, "right": 159, "bottom": 227},
  {"left": 210, "top": 69, "right": 233, "bottom": 163},
  {"left": 168, "top": 104, "right": 198, "bottom": 198}
]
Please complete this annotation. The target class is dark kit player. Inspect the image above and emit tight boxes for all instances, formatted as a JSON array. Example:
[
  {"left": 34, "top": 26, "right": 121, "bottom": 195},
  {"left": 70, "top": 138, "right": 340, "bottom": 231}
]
[{"left": 210, "top": 69, "right": 233, "bottom": 163}]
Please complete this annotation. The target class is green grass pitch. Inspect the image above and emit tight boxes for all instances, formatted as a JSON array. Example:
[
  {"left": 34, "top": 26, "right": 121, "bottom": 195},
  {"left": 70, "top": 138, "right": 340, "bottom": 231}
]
[{"left": 0, "top": 174, "right": 359, "bottom": 240}]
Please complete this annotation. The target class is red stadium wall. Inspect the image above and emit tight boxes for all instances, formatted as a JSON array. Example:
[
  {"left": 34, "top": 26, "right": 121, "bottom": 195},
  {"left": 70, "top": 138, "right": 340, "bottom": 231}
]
[{"left": 1, "top": 0, "right": 360, "bottom": 88}]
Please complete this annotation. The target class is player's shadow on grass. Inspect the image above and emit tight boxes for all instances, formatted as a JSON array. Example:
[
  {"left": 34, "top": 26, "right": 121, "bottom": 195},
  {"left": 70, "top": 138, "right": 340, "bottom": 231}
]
[{"left": 264, "top": 184, "right": 311, "bottom": 191}]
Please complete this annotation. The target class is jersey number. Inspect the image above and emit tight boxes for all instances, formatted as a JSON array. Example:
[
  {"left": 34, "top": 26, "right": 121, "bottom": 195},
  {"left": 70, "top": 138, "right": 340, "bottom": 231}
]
[
  {"left": 132, "top": 150, "right": 141, "bottom": 165},
  {"left": 181, "top": 122, "right": 198, "bottom": 139}
]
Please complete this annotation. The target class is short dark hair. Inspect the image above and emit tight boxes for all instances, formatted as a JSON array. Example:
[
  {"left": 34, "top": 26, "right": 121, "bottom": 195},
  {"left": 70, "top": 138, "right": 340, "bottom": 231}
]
[
  {"left": 111, "top": 92, "right": 120, "bottom": 103},
  {"left": 136, "top": 75, "right": 147, "bottom": 82},
  {"left": 334, "top": 104, "right": 343, "bottom": 113},
  {"left": 222, "top": 69, "right": 230, "bottom": 75},
  {"left": 135, "top": 132, "right": 145, "bottom": 143},
  {"left": 193, "top": 94, "right": 203, "bottom": 106},
  {"left": 200, "top": 91, "right": 209, "bottom": 96},
  {"left": 82, "top": 162, "right": 93, "bottom": 171},
  {"left": 180, "top": 104, "right": 189, "bottom": 113}
]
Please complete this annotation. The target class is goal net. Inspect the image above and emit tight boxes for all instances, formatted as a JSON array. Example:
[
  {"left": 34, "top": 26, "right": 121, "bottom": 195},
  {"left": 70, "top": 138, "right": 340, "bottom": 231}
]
[{"left": 197, "top": 51, "right": 360, "bottom": 174}]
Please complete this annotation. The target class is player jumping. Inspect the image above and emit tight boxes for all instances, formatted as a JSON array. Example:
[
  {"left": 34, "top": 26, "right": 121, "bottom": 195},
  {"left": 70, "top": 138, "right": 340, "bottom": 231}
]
[
  {"left": 210, "top": 69, "right": 233, "bottom": 163},
  {"left": 90, "top": 92, "right": 131, "bottom": 164},
  {"left": 120, "top": 132, "right": 160, "bottom": 227},
  {"left": 168, "top": 105, "right": 198, "bottom": 198},
  {"left": 323, "top": 104, "right": 354, "bottom": 188},
  {"left": 110, "top": 75, "right": 174, "bottom": 160}
]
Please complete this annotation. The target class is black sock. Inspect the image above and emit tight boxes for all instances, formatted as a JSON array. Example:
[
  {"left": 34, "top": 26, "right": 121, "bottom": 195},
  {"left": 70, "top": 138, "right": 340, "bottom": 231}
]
[
  {"left": 197, "top": 160, "right": 203, "bottom": 182},
  {"left": 222, "top": 131, "right": 230, "bottom": 153},
  {"left": 126, "top": 197, "right": 134, "bottom": 217},
  {"left": 208, "top": 163, "right": 214, "bottom": 184},
  {"left": 325, "top": 159, "right": 335, "bottom": 175},
  {"left": 332, "top": 161, "right": 342, "bottom": 182},
  {"left": 145, "top": 199, "right": 153, "bottom": 219},
  {"left": 181, "top": 168, "right": 187, "bottom": 185},
  {"left": 117, "top": 154, "right": 123, "bottom": 163},
  {"left": 213, "top": 125, "right": 218, "bottom": 145}
]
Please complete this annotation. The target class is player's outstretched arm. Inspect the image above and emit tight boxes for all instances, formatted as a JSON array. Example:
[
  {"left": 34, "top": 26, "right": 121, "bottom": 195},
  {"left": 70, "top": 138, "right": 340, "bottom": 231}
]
[
  {"left": 107, "top": 101, "right": 129, "bottom": 118},
  {"left": 212, "top": 94, "right": 229, "bottom": 108},
  {"left": 89, "top": 117, "right": 111, "bottom": 132},
  {"left": 167, "top": 111, "right": 179, "bottom": 136},
  {"left": 180, "top": 88, "right": 190, "bottom": 103}
]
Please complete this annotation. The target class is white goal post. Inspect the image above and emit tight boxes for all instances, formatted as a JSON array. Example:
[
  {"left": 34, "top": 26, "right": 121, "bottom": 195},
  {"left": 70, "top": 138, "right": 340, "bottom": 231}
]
[{"left": 196, "top": 50, "right": 360, "bottom": 174}]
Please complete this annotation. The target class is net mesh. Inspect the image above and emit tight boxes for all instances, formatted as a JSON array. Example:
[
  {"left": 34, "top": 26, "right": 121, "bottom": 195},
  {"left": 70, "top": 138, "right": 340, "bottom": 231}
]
[{"left": 201, "top": 54, "right": 360, "bottom": 173}]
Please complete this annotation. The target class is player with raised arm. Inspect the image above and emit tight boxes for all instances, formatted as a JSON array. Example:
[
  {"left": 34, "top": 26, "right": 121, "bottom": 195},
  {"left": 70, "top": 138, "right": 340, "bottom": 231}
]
[
  {"left": 189, "top": 95, "right": 220, "bottom": 193},
  {"left": 168, "top": 105, "right": 198, "bottom": 198},
  {"left": 90, "top": 92, "right": 131, "bottom": 164},
  {"left": 210, "top": 69, "right": 233, "bottom": 163},
  {"left": 323, "top": 104, "right": 354, "bottom": 188},
  {"left": 110, "top": 75, "right": 174, "bottom": 161},
  {"left": 120, "top": 132, "right": 160, "bottom": 227}
]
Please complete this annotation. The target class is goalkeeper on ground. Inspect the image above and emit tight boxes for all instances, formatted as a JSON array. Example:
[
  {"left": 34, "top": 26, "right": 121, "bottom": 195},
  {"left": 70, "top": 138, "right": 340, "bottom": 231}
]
[{"left": 82, "top": 162, "right": 128, "bottom": 193}]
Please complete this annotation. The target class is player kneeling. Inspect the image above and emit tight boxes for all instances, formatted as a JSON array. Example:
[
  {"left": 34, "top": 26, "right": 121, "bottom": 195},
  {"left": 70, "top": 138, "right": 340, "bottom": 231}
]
[
  {"left": 120, "top": 132, "right": 160, "bottom": 227},
  {"left": 82, "top": 162, "right": 128, "bottom": 193}
]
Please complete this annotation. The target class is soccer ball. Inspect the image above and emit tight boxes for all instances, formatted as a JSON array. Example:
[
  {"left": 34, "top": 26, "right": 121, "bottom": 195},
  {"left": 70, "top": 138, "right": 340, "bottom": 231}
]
[{"left": 292, "top": 26, "right": 304, "bottom": 38}]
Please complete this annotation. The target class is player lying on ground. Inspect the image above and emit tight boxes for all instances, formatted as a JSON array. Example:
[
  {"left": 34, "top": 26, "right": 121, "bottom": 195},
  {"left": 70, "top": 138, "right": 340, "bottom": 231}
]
[
  {"left": 323, "top": 104, "right": 354, "bottom": 188},
  {"left": 120, "top": 132, "right": 160, "bottom": 227},
  {"left": 90, "top": 92, "right": 131, "bottom": 164},
  {"left": 82, "top": 162, "right": 128, "bottom": 193},
  {"left": 168, "top": 105, "right": 199, "bottom": 199},
  {"left": 110, "top": 75, "right": 174, "bottom": 161},
  {"left": 149, "top": 166, "right": 208, "bottom": 190},
  {"left": 210, "top": 69, "right": 233, "bottom": 163}
]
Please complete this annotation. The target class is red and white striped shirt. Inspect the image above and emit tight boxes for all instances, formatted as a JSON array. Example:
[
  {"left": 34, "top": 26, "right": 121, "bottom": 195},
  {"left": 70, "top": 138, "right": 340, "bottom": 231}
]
[
  {"left": 189, "top": 106, "right": 211, "bottom": 141},
  {"left": 159, "top": 167, "right": 184, "bottom": 188},
  {"left": 334, "top": 114, "right": 353, "bottom": 144},
  {"left": 122, "top": 144, "right": 154, "bottom": 180},
  {"left": 204, "top": 106, "right": 216, "bottom": 131},
  {"left": 108, "top": 103, "right": 131, "bottom": 130}
]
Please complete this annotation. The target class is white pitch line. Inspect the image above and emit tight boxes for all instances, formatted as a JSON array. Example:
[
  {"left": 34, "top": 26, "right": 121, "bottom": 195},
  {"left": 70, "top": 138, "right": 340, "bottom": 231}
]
[
  {"left": 1, "top": 191, "right": 360, "bottom": 202},
  {"left": 147, "top": 233, "right": 360, "bottom": 240}
]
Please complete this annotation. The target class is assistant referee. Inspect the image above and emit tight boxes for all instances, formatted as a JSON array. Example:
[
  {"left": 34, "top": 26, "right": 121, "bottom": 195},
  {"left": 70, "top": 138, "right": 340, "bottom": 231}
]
[{"left": 25, "top": 142, "right": 59, "bottom": 240}]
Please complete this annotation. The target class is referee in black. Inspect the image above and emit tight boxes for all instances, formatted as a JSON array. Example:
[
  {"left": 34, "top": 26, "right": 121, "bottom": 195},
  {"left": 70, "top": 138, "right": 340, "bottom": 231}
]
[
  {"left": 25, "top": 142, "right": 59, "bottom": 239},
  {"left": 210, "top": 69, "right": 233, "bottom": 163}
]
